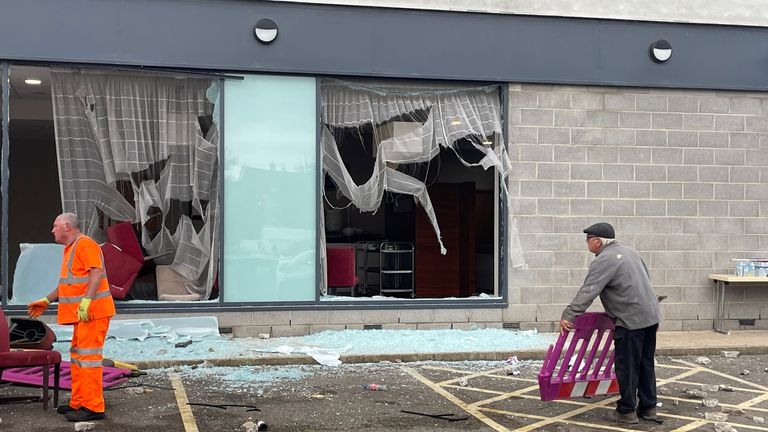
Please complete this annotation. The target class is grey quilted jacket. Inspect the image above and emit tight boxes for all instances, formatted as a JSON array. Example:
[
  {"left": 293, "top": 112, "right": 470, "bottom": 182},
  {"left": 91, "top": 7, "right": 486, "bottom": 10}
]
[{"left": 561, "top": 241, "right": 662, "bottom": 330}]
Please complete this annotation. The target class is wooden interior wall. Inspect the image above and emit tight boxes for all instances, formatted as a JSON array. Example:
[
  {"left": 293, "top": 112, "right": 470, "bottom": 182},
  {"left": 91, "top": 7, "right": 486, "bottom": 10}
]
[{"left": 415, "top": 182, "right": 476, "bottom": 297}]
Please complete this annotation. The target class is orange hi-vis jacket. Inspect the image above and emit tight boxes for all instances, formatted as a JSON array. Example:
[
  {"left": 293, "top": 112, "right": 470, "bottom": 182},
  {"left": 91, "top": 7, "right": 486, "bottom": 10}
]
[{"left": 57, "top": 235, "right": 115, "bottom": 325}]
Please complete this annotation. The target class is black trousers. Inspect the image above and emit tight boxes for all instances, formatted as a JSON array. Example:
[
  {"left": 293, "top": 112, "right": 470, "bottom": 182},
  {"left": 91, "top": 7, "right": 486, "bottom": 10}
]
[{"left": 613, "top": 324, "right": 658, "bottom": 414}]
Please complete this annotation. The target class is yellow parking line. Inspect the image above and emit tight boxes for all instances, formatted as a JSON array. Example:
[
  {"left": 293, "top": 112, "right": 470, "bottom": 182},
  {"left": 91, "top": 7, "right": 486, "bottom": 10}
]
[
  {"left": 468, "top": 385, "right": 541, "bottom": 409},
  {"left": 670, "top": 359, "right": 768, "bottom": 388},
  {"left": 660, "top": 395, "right": 768, "bottom": 414},
  {"left": 410, "top": 360, "right": 768, "bottom": 432},
  {"left": 434, "top": 367, "right": 509, "bottom": 386},
  {"left": 495, "top": 395, "right": 768, "bottom": 431},
  {"left": 514, "top": 397, "right": 619, "bottom": 432},
  {"left": 170, "top": 373, "right": 199, "bottom": 432},
  {"left": 657, "top": 362, "right": 696, "bottom": 370},
  {"left": 420, "top": 365, "right": 496, "bottom": 374},
  {"left": 671, "top": 420, "right": 707, "bottom": 432},
  {"left": 453, "top": 386, "right": 618, "bottom": 409},
  {"left": 673, "top": 419, "right": 768, "bottom": 431},
  {"left": 656, "top": 368, "right": 703, "bottom": 385},
  {"left": 402, "top": 366, "right": 512, "bottom": 432},
  {"left": 671, "top": 419, "right": 768, "bottom": 432},
  {"left": 420, "top": 363, "right": 676, "bottom": 431},
  {"left": 656, "top": 360, "right": 768, "bottom": 432},
  {"left": 478, "top": 373, "right": 539, "bottom": 383},
  {"left": 670, "top": 359, "right": 699, "bottom": 368},
  {"left": 422, "top": 365, "right": 535, "bottom": 379},
  {"left": 738, "top": 392, "right": 768, "bottom": 409},
  {"left": 672, "top": 379, "right": 765, "bottom": 394},
  {"left": 433, "top": 365, "right": 624, "bottom": 432},
  {"left": 699, "top": 368, "right": 768, "bottom": 392},
  {"left": 443, "top": 384, "right": 514, "bottom": 395},
  {"left": 480, "top": 407, "right": 639, "bottom": 432},
  {"left": 512, "top": 392, "right": 614, "bottom": 407},
  {"left": 422, "top": 364, "right": 540, "bottom": 384}
]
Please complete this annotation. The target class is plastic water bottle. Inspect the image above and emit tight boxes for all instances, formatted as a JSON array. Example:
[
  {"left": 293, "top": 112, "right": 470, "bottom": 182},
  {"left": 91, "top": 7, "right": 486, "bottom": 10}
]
[
  {"left": 746, "top": 261, "right": 756, "bottom": 277},
  {"left": 735, "top": 261, "right": 745, "bottom": 276},
  {"left": 362, "top": 383, "right": 387, "bottom": 391}
]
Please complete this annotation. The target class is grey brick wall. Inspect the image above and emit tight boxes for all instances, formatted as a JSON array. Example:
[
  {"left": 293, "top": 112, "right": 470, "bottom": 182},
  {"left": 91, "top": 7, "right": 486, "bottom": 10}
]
[
  {"left": 508, "top": 85, "right": 768, "bottom": 332},
  {"left": 227, "top": 309, "right": 500, "bottom": 337}
]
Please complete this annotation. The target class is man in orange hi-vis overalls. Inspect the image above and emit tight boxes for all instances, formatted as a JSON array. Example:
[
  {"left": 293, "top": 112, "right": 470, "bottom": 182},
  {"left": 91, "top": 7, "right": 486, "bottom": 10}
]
[{"left": 28, "top": 212, "right": 115, "bottom": 422}]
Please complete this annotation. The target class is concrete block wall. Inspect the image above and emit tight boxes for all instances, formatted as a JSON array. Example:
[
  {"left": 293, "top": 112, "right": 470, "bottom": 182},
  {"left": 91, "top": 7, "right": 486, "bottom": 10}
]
[
  {"left": 507, "top": 83, "right": 768, "bottom": 332},
  {"left": 225, "top": 309, "right": 503, "bottom": 338},
  {"left": 32, "top": 308, "right": 505, "bottom": 338}
]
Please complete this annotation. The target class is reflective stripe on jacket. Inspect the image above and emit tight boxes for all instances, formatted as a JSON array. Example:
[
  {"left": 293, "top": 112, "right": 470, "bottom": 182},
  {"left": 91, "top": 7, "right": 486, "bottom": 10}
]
[{"left": 57, "top": 235, "right": 116, "bottom": 324}]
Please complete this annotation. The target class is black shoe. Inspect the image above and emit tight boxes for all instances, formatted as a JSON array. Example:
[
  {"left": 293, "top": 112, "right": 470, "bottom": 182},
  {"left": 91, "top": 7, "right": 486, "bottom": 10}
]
[
  {"left": 617, "top": 411, "right": 639, "bottom": 424},
  {"left": 56, "top": 404, "right": 78, "bottom": 415},
  {"left": 65, "top": 407, "right": 106, "bottom": 422},
  {"left": 638, "top": 407, "right": 658, "bottom": 420},
  {"left": 638, "top": 407, "right": 663, "bottom": 423}
]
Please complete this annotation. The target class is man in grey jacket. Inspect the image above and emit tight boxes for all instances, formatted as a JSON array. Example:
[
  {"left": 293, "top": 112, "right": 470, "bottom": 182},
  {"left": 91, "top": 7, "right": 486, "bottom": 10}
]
[{"left": 560, "top": 222, "right": 662, "bottom": 425}]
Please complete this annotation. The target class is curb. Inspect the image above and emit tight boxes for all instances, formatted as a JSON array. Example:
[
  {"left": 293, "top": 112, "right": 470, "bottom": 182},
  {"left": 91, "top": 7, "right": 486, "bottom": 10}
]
[
  {"left": 127, "top": 345, "right": 768, "bottom": 370},
  {"left": 129, "top": 350, "right": 540, "bottom": 370}
]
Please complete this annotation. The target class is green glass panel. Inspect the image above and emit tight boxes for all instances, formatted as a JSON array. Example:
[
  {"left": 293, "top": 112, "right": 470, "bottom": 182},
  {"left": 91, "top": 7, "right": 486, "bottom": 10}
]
[{"left": 223, "top": 75, "right": 316, "bottom": 302}]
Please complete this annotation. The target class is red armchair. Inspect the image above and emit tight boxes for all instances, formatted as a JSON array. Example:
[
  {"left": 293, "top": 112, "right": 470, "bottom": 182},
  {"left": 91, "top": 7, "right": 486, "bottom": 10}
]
[
  {"left": 107, "top": 222, "right": 171, "bottom": 262},
  {"left": 326, "top": 246, "right": 356, "bottom": 296},
  {"left": 101, "top": 242, "right": 143, "bottom": 300},
  {"left": 0, "top": 307, "right": 61, "bottom": 410},
  {"left": 105, "top": 222, "right": 175, "bottom": 300},
  {"left": 106, "top": 222, "right": 145, "bottom": 263}
]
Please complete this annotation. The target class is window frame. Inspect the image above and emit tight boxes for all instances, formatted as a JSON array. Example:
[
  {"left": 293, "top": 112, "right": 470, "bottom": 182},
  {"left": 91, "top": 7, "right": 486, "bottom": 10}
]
[{"left": 0, "top": 62, "right": 509, "bottom": 313}]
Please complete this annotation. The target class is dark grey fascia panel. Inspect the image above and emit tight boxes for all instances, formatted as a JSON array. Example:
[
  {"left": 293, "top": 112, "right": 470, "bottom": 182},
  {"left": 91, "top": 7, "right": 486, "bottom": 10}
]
[{"left": 2, "top": 0, "right": 768, "bottom": 90}]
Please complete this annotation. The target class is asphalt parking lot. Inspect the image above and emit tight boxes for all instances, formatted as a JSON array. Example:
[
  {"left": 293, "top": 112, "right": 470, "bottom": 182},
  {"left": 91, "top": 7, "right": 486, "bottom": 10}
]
[{"left": 2, "top": 355, "right": 768, "bottom": 431}]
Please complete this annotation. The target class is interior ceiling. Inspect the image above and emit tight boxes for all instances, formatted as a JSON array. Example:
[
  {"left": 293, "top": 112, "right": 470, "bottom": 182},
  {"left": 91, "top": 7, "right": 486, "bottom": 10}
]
[{"left": 8, "top": 65, "right": 51, "bottom": 100}]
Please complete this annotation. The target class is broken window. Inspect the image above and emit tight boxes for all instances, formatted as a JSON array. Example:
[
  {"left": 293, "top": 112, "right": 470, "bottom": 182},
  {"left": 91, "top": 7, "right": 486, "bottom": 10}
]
[
  {"left": 320, "top": 79, "right": 522, "bottom": 299},
  {"left": 51, "top": 69, "right": 220, "bottom": 300},
  {"left": 7, "top": 65, "right": 220, "bottom": 304}
]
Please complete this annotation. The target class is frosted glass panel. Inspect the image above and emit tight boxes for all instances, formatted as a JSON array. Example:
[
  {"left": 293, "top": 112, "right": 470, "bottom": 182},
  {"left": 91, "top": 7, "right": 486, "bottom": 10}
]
[{"left": 223, "top": 75, "right": 316, "bottom": 302}]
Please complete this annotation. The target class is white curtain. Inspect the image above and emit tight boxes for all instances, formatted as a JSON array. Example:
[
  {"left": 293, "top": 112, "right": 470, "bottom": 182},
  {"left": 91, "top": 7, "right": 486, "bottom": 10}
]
[
  {"left": 50, "top": 69, "right": 220, "bottom": 299},
  {"left": 322, "top": 80, "right": 512, "bottom": 179},
  {"left": 321, "top": 79, "right": 519, "bottom": 248}
]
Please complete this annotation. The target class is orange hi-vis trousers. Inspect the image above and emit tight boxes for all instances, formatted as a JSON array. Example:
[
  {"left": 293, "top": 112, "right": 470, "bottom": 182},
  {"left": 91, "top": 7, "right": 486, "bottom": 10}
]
[{"left": 70, "top": 317, "right": 110, "bottom": 413}]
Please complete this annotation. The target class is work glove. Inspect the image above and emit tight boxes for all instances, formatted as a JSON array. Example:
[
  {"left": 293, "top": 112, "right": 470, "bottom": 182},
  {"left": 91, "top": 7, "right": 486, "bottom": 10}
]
[
  {"left": 77, "top": 297, "right": 92, "bottom": 322},
  {"left": 27, "top": 297, "right": 50, "bottom": 318}
]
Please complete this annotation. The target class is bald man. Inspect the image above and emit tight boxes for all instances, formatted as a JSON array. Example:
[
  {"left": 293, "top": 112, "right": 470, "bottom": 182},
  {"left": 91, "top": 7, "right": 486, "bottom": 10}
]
[{"left": 28, "top": 213, "right": 115, "bottom": 422}]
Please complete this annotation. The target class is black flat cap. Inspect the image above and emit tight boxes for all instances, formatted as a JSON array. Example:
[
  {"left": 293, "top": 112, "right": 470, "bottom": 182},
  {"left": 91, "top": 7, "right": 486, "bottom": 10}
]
[{"left": 583, "top": 222, "right": 615, "bottom": 239}]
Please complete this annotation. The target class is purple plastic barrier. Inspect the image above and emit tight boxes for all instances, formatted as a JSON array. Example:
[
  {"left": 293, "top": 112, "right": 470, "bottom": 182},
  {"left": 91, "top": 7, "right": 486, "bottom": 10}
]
[
  {"left": 538, "top": 312, "right": 618, "bottom": 401},
  {"left": 3, "top": 361, "right": 131, "bottom": 390}
]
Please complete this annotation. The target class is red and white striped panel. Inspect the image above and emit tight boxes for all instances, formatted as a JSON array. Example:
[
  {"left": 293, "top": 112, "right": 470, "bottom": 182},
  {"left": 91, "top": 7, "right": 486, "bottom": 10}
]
[{"left": 556, "top": 379, "right": 619, "bottom": 399}]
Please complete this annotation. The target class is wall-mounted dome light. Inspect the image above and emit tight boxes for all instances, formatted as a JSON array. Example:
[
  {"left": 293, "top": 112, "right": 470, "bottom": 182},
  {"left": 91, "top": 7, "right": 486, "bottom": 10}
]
[
  {"left": 254, "top": 18, "right": 278, "bottom": 44},
  {"left": 649, "top": 39, "right": 672, "bottom": 63}
]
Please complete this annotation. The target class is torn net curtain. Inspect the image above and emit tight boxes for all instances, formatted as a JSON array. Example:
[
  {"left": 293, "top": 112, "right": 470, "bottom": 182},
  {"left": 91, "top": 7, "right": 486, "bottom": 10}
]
[
  {"left": 50, "top": 70, "right": 219, "bottom": 299},
  {"left": 320, "top": 80, "right": 525, "bottom": 295}
]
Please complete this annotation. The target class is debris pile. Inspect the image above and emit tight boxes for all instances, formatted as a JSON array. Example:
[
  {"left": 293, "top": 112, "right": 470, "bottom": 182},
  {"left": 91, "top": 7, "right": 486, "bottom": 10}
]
[{"left": 713, "top": 422, "right": 737, "bottom": 432}]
